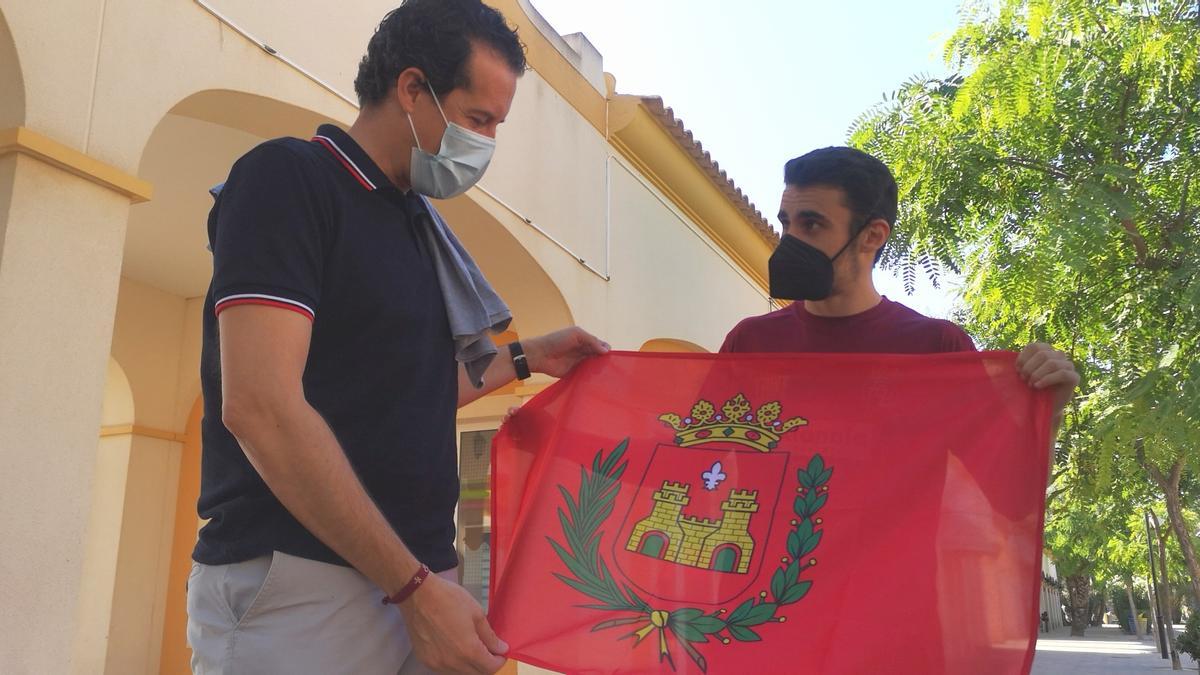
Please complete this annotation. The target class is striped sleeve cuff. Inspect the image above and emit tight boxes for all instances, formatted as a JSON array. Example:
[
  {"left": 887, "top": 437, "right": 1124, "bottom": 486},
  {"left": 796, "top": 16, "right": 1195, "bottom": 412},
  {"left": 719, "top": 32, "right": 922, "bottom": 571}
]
[{"left": 214, "top": 293, "right": 315, "bottom": 321}]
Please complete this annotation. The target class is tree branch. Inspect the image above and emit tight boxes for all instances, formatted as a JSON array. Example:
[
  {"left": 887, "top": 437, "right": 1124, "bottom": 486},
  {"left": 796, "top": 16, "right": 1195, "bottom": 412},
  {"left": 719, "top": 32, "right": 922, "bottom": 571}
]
[
  {"left": 999, "top": 155, "right": 1071, "bottom": 180},
  {"left": 1085, "top": 5, "right": 1109, "bottom": 35},
  {"left": 1122, "top": 218, "right": 1151, "bottom": 265},
  {"left": 1136, "top": 438, "right": 1170, "bottom": 488},
  {"left": 1170, "top": 0, "right": 1190, "bottom": 22},
  {"left": 1080, "top": 44, "right": 1118, "bottom": 72},
  {"left": 1170, "top": 173, "right": 1192, "bottom": 235},
  {"left": 1113, "top": 77, "right": 1138, "bottom": 161},
  {"left": 1046, "top": 484, "right": 1070, "bottom": 504},
  {"left": 1106, "top": 74, "right": 1161, "bottom": 268}
]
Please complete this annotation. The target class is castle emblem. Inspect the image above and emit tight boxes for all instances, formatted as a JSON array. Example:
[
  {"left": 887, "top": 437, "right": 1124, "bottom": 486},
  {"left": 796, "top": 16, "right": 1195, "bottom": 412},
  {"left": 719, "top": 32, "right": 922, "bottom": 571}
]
[
  {"left": 612, "top": 393, "right": 807, "bottom": 604},
  {"left": 626, "top": 481, "right": 760, "bottom": 573}
]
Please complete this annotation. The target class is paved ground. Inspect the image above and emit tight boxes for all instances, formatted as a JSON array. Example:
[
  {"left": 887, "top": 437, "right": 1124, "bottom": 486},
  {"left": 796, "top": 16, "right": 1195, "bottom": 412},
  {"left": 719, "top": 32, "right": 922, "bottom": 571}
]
[{"left": 1031, "top": 624, "right": 1198, "bottom": 674}]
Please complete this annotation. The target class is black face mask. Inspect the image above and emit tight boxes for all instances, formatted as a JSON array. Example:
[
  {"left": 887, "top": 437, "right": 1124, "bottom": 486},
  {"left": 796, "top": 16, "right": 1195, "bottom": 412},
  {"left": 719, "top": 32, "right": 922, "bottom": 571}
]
[{"left": 768, "top": 228, "right": 862, "bottom": 301}]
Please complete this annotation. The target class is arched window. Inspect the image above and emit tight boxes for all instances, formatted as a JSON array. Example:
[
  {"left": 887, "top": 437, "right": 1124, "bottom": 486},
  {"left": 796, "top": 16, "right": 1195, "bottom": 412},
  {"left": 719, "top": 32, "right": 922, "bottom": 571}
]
[
  {"left": 711, "top": 545, "right": 741, "bottom": 572},
  {"left": 639, "top": 532, "right": 669, "bottom": 559}
]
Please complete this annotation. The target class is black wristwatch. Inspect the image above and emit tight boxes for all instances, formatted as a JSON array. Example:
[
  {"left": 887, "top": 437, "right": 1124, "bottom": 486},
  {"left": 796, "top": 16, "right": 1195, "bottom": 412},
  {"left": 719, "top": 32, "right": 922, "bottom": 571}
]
[{"left": 509, "top": 341, "right": 531, "bottom": 380}]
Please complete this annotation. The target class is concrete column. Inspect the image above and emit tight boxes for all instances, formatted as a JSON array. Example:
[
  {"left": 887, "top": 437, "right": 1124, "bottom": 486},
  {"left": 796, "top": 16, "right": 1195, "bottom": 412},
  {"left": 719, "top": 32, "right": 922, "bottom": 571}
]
[{"left": 0, "top": 145, "right": 135, "bottom": 673}]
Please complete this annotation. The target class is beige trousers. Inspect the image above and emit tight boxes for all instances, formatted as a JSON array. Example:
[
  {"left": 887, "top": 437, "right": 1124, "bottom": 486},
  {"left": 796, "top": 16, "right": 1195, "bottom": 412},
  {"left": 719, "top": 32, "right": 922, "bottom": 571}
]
[{"left": 187, "top": 550, "right": 456, "bottom": 675}]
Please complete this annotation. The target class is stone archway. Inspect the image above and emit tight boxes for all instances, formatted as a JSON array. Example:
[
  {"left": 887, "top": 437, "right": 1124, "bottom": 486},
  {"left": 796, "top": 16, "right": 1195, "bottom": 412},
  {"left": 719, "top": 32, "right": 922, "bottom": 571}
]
[{"left": 124, "top": 89, "right": 338, "bottom": 299}]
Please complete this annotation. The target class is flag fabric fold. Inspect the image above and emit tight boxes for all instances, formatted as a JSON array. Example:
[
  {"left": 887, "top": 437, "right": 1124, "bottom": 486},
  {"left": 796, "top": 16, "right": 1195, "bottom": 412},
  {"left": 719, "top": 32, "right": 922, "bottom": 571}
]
[{"left": 490, "top": 352, "right": 1053, "bottom": 675}]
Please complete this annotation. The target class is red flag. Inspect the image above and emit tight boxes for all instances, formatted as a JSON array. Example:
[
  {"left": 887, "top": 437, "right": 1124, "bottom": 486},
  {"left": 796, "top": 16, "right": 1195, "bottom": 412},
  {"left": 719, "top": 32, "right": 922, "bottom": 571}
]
[{"left": 490, "top": 352, "right": 1053, "bottom": 674}]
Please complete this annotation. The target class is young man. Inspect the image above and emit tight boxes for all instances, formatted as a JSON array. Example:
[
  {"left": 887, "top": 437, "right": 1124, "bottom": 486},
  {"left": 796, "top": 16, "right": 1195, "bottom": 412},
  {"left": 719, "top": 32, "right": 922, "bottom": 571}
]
[
  {"left": 722, "top": 147, "right": 1078, "bottom": 421},
  {"left": 186, "top": 2, "right": 607, "bottom": 673}
]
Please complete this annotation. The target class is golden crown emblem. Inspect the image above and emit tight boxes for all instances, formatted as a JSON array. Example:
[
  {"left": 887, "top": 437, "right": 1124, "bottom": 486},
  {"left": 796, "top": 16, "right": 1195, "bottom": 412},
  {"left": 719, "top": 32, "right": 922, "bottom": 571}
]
[{"left": 658, "top": 394, "right": 807, "bottom": 452}]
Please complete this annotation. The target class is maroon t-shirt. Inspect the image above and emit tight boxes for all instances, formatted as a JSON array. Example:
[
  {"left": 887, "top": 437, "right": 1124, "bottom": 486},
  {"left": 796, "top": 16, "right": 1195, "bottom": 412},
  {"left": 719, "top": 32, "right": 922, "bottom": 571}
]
[
  {"left": 720, "top": 297, "right": 976, "bottom": 354},
  {"left": 718, "top": 296, "right": 976, "bottom": 668}
]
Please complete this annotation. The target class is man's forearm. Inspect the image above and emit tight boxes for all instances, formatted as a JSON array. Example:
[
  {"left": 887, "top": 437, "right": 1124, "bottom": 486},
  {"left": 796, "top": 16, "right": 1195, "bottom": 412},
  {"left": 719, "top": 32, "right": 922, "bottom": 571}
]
[
  {"left": 457, "top": 350, "right": 519, "bottom": 407},
  {"left": 457, "top": 329, "right": 609, "bottom": 407},
  {"left": 227, "top": 399, "right": 421, "bottom": 594}
]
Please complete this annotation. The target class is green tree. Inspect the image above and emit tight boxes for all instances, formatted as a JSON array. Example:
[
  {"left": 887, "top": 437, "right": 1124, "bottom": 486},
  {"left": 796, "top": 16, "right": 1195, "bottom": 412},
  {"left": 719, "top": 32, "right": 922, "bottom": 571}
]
[
  {"left": 1176, "top": 612, "right": 1200, "bottom": 670},
  {"left": 851, "top": 0, "right": 1200, "bottom": 602},
  {"left": 1097, "top": 508, "right": 1155, "bottom": 634},
  {"left": 1044, "top": 476, "right": 1124, "bottom": 635}
]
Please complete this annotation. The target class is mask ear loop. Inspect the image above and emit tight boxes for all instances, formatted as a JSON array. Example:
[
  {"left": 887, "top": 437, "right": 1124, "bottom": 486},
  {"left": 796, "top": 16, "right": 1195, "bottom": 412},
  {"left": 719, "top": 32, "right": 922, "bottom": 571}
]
[
  {"left": 425, "top": 79, "right": 450, "bottom": 122},
  {"left": 406, "top": 79, "right": 450, "bottom": 154},
  {"left": 830, "top": 220, "right": 868, "bottom": 263},
  {"left": 405, "top": 112, "right": 425, "bottom": 154},
  {"left": 832, "top": 189, "right": 888, "bottom": 262}
]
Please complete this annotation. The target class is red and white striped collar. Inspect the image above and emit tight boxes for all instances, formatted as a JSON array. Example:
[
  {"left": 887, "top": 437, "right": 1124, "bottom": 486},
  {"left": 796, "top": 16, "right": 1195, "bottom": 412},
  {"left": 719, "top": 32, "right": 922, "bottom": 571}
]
[{"left": 310, "top": 125, "right": 390, "bottom": 192}]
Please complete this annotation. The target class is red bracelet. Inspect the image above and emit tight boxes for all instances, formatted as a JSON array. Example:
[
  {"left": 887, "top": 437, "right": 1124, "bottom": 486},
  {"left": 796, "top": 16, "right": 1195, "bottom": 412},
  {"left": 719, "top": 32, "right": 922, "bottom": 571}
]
[{"left": 382, "top": 563, "right": 431, "bottom": 606}]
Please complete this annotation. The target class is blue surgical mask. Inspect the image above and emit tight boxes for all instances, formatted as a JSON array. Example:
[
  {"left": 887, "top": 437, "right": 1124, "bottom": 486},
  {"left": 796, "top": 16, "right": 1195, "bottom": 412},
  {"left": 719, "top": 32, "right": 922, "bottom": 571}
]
[{"left": 406, "top": 82, "right": 496, "bottom": 199}]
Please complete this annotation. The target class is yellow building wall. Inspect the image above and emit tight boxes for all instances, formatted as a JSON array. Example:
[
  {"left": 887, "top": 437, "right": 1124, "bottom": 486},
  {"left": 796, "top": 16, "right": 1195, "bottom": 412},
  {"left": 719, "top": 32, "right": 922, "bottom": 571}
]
[
  {"left": 159, "top": 399, "right": 204, "bottom": 675},
  {"left": 72, "top": 360, "right": 134, "bottom": 674},
  {"left": 105, "top": 434, "right": 182, "bottom": 674},
  {"left": 0, "top": 7, "right": 22, "bottom": 129},
  {"left": 476, "top": 71, "right": 611, "bottom": 280},
  {"left": 0, "top": 152, "right": 131, "bottom": 675},
  {"left": 69, "top": 279, "right": 197, "bottom": 674}
]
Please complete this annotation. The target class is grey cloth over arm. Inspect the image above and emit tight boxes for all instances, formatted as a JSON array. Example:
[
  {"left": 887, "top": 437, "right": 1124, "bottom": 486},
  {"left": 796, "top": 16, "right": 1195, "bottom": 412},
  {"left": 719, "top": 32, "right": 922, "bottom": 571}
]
[{"left": 412, "top": 195, "right": 512, "bottom": 388}]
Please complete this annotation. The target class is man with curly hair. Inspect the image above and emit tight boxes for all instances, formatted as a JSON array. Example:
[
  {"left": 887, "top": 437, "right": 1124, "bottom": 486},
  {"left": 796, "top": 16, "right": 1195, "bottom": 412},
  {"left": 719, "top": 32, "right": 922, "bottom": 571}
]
[{"left": 186, "top": 2, "right": 607, "bottom": 673}]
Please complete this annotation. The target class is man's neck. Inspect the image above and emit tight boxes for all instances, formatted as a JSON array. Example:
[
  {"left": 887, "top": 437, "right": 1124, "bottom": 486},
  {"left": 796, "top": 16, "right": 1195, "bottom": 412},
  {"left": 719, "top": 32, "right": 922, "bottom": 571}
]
[
  {"left": 347, "top": 109, "right": 412, "bottom": 191},
  {"left": 803, "top": 282, "right": 883, "bottom": 318}
]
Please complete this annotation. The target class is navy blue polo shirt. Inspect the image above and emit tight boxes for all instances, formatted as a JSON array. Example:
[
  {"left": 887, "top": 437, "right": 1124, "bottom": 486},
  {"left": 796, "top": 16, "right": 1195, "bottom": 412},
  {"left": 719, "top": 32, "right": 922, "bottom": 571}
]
[{"left": 194, "top": 124, "right": 460, "bottom": 572}]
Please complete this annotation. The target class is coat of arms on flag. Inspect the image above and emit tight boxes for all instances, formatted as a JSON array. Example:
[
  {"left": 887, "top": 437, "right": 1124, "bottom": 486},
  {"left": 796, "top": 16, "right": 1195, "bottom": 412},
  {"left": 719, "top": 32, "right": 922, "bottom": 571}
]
[
  {"left": 549, "top": 393, "right": 824, "bottom": 671},
  {"left": 490, "top": 352, "right": 1053, "bottom": 674}
]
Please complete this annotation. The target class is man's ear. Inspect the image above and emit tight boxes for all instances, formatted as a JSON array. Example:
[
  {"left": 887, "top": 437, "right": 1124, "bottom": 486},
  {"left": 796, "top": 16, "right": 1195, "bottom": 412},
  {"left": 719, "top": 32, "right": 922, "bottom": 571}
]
[
  {"left": 394, "top": 67, "right": 428, "bottom": 114},
  {"left": 862, "top": 218, "right": 891, "bottom": 258}
]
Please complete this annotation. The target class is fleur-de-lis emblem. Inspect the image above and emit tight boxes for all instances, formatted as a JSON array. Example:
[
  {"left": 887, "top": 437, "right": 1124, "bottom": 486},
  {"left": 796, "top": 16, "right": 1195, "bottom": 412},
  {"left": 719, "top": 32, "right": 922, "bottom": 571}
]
[{"left": 701, "top": 461, "right": 727, "bottom": 491}]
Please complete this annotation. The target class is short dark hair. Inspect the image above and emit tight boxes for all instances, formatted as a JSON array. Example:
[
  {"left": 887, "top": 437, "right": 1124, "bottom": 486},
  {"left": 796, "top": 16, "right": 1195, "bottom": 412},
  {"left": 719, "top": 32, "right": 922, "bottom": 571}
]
[
  {"left": 784, "top": 147, "right": 898, "bottom": 263},
  {"left": 354, "top": 0, "right": 526, "bottom": 106}
]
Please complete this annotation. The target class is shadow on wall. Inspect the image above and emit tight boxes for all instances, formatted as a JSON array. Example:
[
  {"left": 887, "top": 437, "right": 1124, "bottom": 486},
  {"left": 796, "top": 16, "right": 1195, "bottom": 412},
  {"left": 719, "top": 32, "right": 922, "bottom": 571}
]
[{"left": 0, "top": 6, "right": 24, "bottom": 129}]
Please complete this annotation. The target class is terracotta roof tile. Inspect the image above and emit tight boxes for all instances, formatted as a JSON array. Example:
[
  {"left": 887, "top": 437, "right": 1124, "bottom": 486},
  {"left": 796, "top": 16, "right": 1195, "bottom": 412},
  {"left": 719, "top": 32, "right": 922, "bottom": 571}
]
[{"left": 639, "top": 96, "right": 779, "bottom": 247}]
